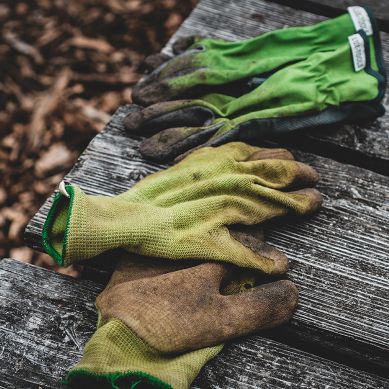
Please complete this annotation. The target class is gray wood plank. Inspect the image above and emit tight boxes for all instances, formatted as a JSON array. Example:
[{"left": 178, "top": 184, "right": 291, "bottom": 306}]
[
  {"left": 272, "top": 0, "right": 389, "bottom": 30},
  {"left": 162, "top": 0, "right": 389, "bottom": 175},
  {"left": 2, "top": 258, "right": 389, "bottom": 389},
  {"left": 24, "top": 106, "right": 389, "bottom": 375},
  {"left": 0, "top": 258, "right": 101, "bottom": 389}
]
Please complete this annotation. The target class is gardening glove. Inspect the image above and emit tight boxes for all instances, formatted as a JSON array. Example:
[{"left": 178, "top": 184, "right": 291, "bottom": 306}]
[
  {"left": 66, "top": 256, "right": 299, "bottom": 389},
  {"left": 132, "top": 6, "right": 377, "bottom": 105},
  {"left": 125, "top": 30, "right": 386, "bottom": 162},
  {"left": 42, "top": 142, "right": 322, "bottom": 271}
]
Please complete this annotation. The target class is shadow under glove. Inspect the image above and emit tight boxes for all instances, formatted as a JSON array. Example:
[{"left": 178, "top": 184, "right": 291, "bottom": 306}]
[
  {"left": 66, "top": 256, "right": 298, "bottom": 389},
  {"left": 42, "top": 143, "right": 322, "bottom": 271}
]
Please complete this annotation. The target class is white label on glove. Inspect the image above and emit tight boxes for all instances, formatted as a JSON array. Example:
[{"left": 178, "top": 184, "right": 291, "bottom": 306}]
[
  {"left": 348, "top": 33, "right": 366, "bottom": 72},
  {"left": 348, "top": 6, "right": 373, "bottom": 36}
]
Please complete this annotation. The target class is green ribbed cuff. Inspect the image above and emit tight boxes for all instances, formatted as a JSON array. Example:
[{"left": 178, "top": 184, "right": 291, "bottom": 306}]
[
  {"left": 42, "top": 185, "right": 75, "bottom": 266},
  {"left": 66, "top": 369, "right": 171, "bottom": 389}
]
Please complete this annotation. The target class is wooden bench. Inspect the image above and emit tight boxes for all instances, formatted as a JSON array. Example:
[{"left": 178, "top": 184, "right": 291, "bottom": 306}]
[
  {"left": 2, "top": 258, "right": 389, "bottom": 388},
  {"left": 1, "top": 0, "right": 389, "bottom": 387}
]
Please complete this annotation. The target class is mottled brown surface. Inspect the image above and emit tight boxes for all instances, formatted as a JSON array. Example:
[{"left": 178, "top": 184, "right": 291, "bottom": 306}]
[{"left": 98, "top": 260, "right": 298, "bottom": 353}]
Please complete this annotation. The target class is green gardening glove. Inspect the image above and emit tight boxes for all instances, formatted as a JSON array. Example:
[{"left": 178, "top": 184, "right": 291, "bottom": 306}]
[
  {"left": 132, "top": 6, "right": 377, "bottom": 105},
  {"left": 125, "top": 30, "right": 386, "bottom": 161},
  {"left": 42, "top": 143, "right": 322, "bottom": 271},
  {"left": 66, "top": 256, "right": 299, "bottom": 389}
]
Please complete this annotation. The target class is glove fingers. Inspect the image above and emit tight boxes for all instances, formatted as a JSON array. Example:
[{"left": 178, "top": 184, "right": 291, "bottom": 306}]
[
  {"left": 172, "top": 35, "right": 203, "bottom": 54},
  {"left": 139, "top": 123, "right": 222, "bottom": 162},
  {"left": 244, "top": 147, "right": 319, "bottom": 190},
  {"left": 283, "top": 188, "right": 323, "bottom": 216},
  {"left": 223, "top": 185, "right": 322, "bottom": 220},
  {"left": 224, "top": 279, "right": 299, "bottom": 335},
  {"left": 176, "top": 143, "right": 293, "bottom": 165},
  {"left": 142, "top": 53, "right": 172, "bottom": 72},
  {"left": 193, "top": 189, "right": 320, "bottom": 272},
  {"left": 229, "top": 225, "right": 289, "bottom": 275},
  {"left": 247, "top": 186, "right": 322, "bottom": 218},
  {"left": 183, "top": 196, "right": 288, "bottom": 273},
  {"left": 99, "top": 262, "right": 297, "bottom": 353},
  {"left": 191, "top": 141, "right": 262, "bottom": 162},
  {"left": 124, "top": 101, "right": 213, "bottom": 134},
  {"left": 240, "top": 159, "right": 320, "bottom": 190},
  {"left": 172, "top": 123, "right": 271, "bottom": 159},
  {"left": 205, "top": 184, "right": 321, "bottom": 224},
  {"left": 132, "top": 52, "right": 201, "bottom": 106},
  {"left": 246, "top": 148, "right": 295, "bottom": 161},
  {"left": 153, "top": 177, "right": 321, "bottom": 230}
]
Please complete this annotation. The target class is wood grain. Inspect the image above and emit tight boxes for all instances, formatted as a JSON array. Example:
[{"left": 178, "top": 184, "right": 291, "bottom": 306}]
[
  {"left": 21, "top": 0, "right": 389, "bottom": 383},
  {"left": 162, "top": 0, "right": 389, "bottom": 174},
  {"left": 24, "top": 105, "right": 389, "bottom": 375},
  {"left": 1, "top": 258, "right": 389, "bottom": 388},
  {"left": 0, "top": 258, "right": 101, "bottom": 388},
  {"left": 272, "top": 0, "right": 389, "bottom": 30}
]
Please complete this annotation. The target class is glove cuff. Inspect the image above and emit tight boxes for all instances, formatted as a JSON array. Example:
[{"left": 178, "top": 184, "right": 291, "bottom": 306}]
[
  {"left": 41, "top": 184, "right": 159, "bottom": 266},
  {"left": 66, "top": 319, "right": 222, "bottom": 389},
  {"left": 42, "top": 184, "right": 80, "bottom": 266},
  {"left": 42, "top": 184, "right": 124, "bottom": 266}
]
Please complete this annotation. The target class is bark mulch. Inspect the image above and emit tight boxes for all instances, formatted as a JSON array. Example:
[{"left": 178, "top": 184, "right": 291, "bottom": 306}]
[{"left": 0, "top": 0, "right": 197, "bottom": 276}]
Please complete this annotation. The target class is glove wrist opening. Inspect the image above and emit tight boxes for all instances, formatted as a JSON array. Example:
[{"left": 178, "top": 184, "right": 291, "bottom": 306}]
[{"left": 42, "top": 185, "right": 76, "bottom": 266}]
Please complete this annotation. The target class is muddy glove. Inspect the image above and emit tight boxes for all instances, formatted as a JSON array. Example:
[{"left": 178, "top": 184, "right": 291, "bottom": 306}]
[
  {"left": 66, "top": 256, "right": 299, "bottom": 389},
  {"left": 132, "top": 6, "right": 376, "bottom": 105},
  {"left": 125, "top": 31, "right": 386, "bottom": 161},
  {"left": 42, "top": 143, "right": 322, "bottom": 271}
]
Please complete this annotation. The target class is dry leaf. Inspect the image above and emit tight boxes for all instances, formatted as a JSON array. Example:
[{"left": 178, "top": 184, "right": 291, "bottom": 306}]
[
  {"left": 10, "top": 247, "right": 34, "bottom": 263},
  {"left": 29, "top": 68, "right": 71, "bottom": 149},
  {"left": 68, "top": 36, "right": 114, "bottom": 54},
  {"left": 4, "top": 31, "right": 44, "bottom": 64},
  {"left": 1, "top": 0, "right": 198, "bottom": 276},
  {"left": 35, "top": 142, "right": 74, "bottom": 176}
]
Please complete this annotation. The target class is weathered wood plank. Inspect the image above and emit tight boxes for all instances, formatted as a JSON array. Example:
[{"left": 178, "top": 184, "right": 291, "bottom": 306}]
[
  {"left": 272, "top": 0, "right": 389, "bottom": 30},
  {"left": 24, "top": 106, "right": 389, "bottom": 375},
  {"left": 163, "top": 0, "right": 389, "bottom": 174},
  {"left": 0, "top": 259, "right": 101, "bottom": 388},
  {"left": 1, "top": 258, "right": 389, "bottom": 388}
]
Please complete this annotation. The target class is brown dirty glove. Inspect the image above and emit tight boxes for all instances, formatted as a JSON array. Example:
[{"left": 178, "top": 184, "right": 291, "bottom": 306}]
[
  {"left": 43, "top": 142, "right": 322, "bottom": 272},
  {"left": 66, "top": 256, "right": 298, "bottom": 389}
]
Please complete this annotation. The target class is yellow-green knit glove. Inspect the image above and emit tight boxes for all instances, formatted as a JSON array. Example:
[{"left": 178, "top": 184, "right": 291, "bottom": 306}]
[
  {"left": 66, "top": 256, "right": 298, "bottom": 389},
  {"left": 42, "top": 143, "right": 322, "bottom": 272}
]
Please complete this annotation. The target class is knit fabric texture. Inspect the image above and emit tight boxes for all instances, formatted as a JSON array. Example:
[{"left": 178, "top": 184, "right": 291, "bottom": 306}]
[
  {"left": 42, "top": 143, "right": 322, "bottom": 269},
  {"left": 67, "top": 319, "right": 222, "bottom": 389},
  {"left": 66, "top": 256, "right": 298, "bottom": 389}
]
